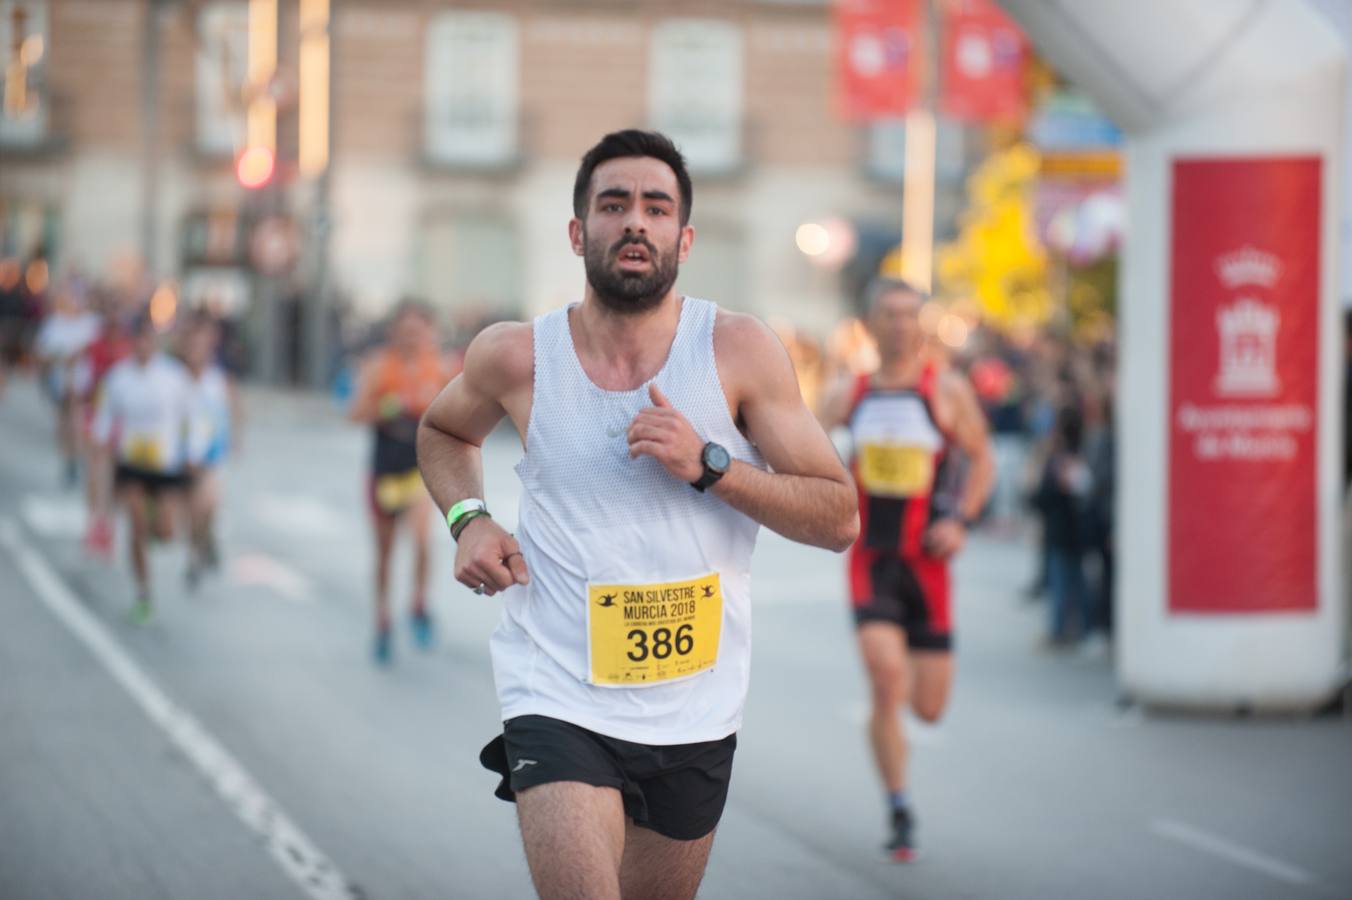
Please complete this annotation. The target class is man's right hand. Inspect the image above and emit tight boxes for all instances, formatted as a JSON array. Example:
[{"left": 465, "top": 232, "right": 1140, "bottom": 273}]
[{"left": 453, "top": 517, "right": 530, "bottom": 597}]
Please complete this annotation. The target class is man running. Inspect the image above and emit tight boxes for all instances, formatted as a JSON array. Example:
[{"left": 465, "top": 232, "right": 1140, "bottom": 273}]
[
  {"left": 34, "top": 282, "right": 100, "bottom": 487},
  {"left": 818, "top": 277, "right": 995, "bottom": 861},
  {"left": 91, "top": 312, "right": 201, "bottom": 622},
  {"left": 182, "top": 314, "right": 240, "bottom": 587},
  {"left": 350, "top": 301, "right": 456, "bottom": 664},
  {"left": 417, "top": 129, "right": 858, "bottom": 900},
  {"left": 74, "top": 297, "right": 133, "bottom": 560}
]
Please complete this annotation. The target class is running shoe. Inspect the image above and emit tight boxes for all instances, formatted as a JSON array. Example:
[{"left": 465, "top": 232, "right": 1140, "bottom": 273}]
[
  {"left": 373, "top": 627, "right": 393, "bottom": 666},
  {"left": 130, "top": 598, "right": 154, "bottom": 625},
  {"left": 83, "top": 516, "right": 114, "bottom": 561},
  {"left": 203, "top": 533, "right": 220, "bottom": 570},
  {"left": 886, "top": 807, "right": 918, "bottom": 862},
  {"left": 410, "top": 607, "right": 435, "bottom": 650}
]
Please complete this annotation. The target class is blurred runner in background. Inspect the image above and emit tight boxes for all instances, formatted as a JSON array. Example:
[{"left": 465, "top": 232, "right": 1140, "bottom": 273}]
[
  {"left": 182, "top": 313, "right": 242, "bottom": 588},
  {"left": 73, "top": 293, "right": 133, "bottom": 560},
  {"left": 818, "top": 277, "right": 994, "bottom": 862},
  {"left": 34, "top": 281, "right": 100, "bottom": 487},
  {"left": 350, "top": 301, "right": 456, "bottom": 665},
  {"left": 91, "top": 312, "right": 201, "bottom": 623}
]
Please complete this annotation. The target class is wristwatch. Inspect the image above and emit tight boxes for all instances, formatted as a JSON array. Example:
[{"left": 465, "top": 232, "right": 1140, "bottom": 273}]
[{"left": 691, "top": 442, "right": 731, "bottom": 492}]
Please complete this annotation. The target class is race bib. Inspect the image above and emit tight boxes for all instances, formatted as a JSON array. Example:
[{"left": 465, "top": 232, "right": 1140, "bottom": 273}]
[
  {"left": 374, "top": 469, "right": 425, "bottom": 513},
  {"left": 124, "top": 434, "right": 165, "bottom": 470},
  {"left": 857, "top": 443, "right": 934, "bottom": 497},
  {"left": 587, "top": 573, "right": 722, "bottom": 687}
]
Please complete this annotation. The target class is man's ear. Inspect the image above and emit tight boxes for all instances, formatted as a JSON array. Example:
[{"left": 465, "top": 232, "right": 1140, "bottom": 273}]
[
  {"left": 678, "top": 225, "right": 695, "bottom": 263},
  {"left": 568, "top": 218, "right": 586, "bottom": 257}
]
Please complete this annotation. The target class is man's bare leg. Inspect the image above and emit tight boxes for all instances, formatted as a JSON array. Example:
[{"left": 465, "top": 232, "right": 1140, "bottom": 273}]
[
  {"left": 858, "top": 621, "right": 910, "bottom": 793},
  {"left": 619, "top": 822, "right": 715, "bottom": 900},
  {"left": 516, "top": 782, "right": 625, "bottom": 900},
  {"left": 372, "top": 513, "right": 396, "bottom": 631},
  {"left": 408, "top": 493, "right": 433, "bottom": 611},
  {"left": 908, "top": 651, "right": 954, "bottom": 724},
  {"left": 123, "top": 485, "right": 150, "bottom": 601}
]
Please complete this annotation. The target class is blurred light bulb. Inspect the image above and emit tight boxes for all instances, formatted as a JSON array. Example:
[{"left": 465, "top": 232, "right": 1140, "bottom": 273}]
[
  {"left": 918, "top": 301, "right": 944, "bottom": 335},
  {"left": 236, "top": 146, "right": 275, "bottom": 189},
  {"left": 937, "top": 313, "right": 969, "bottom": 349},
  {"left": 795, "top": 223, "right": 830, "bottom": 257},
  {"left": 150, "top": 282, "right": 178, "bottom": 330}
]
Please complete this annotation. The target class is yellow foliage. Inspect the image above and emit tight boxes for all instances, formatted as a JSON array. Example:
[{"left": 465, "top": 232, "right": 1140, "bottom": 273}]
[{"left": 930, "top": 142, "right": 1051, "bottom": 330}]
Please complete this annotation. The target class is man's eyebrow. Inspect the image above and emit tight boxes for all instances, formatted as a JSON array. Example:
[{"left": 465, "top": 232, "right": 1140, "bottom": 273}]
[{"left": 594, "top": 187, "right": 676, "bottom": 204}]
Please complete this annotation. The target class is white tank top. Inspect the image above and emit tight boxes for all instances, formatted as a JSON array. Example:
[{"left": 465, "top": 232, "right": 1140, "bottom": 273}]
[{"left": 490, "top": 297, "right": 765, "bottom": 744}]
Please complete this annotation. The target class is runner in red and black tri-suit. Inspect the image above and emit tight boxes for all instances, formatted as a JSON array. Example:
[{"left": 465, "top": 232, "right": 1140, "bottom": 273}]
[{"left": 820, "top": 277, "right": 995, "bottom": 862}]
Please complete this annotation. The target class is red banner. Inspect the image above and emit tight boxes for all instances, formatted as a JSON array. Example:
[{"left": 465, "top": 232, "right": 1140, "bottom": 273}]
[
  {"left": 940, "top": 0, "right": 1027, "bottom": 123},
  {"left": 835, "top": 0, "right": 922, "bottom": 121},
  {"left": 1169, "top": 157, "right": 1321, "bottom": 614}
]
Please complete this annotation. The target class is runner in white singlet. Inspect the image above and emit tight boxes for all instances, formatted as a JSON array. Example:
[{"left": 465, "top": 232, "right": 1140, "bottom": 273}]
[{"left": 417, "top": 130, "right": 859, "bottom": 900}]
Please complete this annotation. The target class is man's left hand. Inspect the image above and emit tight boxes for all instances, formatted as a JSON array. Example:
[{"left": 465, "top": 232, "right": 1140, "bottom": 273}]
[
  {"left": 923, "top": 518, "right": 967, "bottom": 559},
  {"left": 627, "top": 383, "right": 704, "bottom": 483}
]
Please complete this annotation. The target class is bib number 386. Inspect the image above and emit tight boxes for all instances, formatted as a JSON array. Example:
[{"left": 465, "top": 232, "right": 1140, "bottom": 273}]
[{"left": 587, "top": 573, "right": 722, "bottom": 687}]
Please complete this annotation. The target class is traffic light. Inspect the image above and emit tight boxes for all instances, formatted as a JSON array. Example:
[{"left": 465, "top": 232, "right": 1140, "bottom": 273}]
[{"left": 236, "top": 145, "right": 275, "bottom": 189}]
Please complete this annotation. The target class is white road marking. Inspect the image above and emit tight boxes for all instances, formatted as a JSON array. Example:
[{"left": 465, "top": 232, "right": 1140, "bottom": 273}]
[
  {"left": 229, "top": 553, "right": 314, "bottom": 603},
  {"left": 1151, "top": 818, "right": 1317, "bottom": 888},
  {"left": 21, "top": 493, "right": 87, "bottom": 539},
  {"left": 0, "top": 518, "right": 361, "bottom": 900}
]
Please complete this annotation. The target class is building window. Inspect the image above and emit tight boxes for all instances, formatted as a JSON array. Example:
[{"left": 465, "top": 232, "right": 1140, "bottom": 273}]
[
  {"left": 424, "top": 12, "right": 518, "bottom": 167},
  {"left": 1, "top": 0, "right": 49, "bottom": 147},
  {"left": 649, "top": 19, "right": 743, "bottom": 174},
  {"left": 418, "top": 214, "right": 521, "bottom": 320},
  {"left": 195, "top": 1, "right": 248, "bottom": 156}
]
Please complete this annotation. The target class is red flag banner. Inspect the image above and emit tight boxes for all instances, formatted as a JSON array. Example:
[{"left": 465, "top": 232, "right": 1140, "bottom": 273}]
[
  {"left": 835, "top": 0, "right": 923, "bottom": 121},
  {"left": 940, "top": 0, "right": 1027, "bottom": 123},
  {"left": 1168, "top": 157, "right": 1321, "bottom": 614}
]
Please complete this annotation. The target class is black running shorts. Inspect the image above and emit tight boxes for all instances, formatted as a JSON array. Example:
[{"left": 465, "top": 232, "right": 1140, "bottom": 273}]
[
  {"left": 480, "top": 714, "right": 737, "bottom": 841},
  {"left": 114, "top": 464, "right": 191, "bottom": 495}
]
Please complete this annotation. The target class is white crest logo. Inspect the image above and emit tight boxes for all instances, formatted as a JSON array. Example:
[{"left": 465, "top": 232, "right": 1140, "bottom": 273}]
[
  {"left": 1215, "top": 246, "right": 1281, "bottom": 289},
  {"left": 1215, "top": 297, "right": 1280, "bottom": 397}
]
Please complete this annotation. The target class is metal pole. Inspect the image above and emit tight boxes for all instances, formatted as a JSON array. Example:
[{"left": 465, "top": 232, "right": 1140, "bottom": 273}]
[
  {"left": 140, "top": 0, "right": 164, "bottom": 276},
  {"left": 900, "top": 0, "right": 939, "bottom": 292}
]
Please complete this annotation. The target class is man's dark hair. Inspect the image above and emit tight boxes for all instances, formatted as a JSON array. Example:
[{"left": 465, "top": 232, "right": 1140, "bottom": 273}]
[
  {"left": 863, "top": 277, "right": 926, "bottom": 314},
  {"left": 390, "top": 297, "right": 435, "bottom": 325},
  {"left": 573, "top": 130, "right": 693, "bottom": 226}
]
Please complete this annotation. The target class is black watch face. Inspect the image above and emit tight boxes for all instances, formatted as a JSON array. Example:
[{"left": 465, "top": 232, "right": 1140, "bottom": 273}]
[{"left": 704, "top": 443, "right": 731, "bottom": 473}]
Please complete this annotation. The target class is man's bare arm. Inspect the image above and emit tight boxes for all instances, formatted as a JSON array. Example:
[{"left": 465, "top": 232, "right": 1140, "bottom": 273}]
[
  {"left": 941, "top": 371, "right": 996, "bottom": 523},
  {"left": 628, "top": 313, "right": 858, "bottom": 552},
  {"left": 416, "top": 322, "right": 533, "bottom": 594},
  {"left": 815, "top": 371, "right": 859, "bottom": 431},
  {"left": 348, "top": 357, "right": 382, "bottom": 425}
]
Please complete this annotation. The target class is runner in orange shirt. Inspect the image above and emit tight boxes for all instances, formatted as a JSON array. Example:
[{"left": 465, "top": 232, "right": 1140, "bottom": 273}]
[{"left": 350, "top": 301, "right": 457, "bottom": 665}]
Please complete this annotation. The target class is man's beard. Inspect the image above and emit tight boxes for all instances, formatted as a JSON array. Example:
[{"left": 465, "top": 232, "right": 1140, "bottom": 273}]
[{"left": 583, "top": 232, "right": 680, "bottom": 315}]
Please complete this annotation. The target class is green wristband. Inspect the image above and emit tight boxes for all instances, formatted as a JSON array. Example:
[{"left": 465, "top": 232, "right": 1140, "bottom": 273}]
[{"left": 447, "top": 498, "right": 488, "bottom": 531}]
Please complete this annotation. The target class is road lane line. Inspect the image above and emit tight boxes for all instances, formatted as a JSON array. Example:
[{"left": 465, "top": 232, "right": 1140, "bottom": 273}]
[
  {"left": 1151, "top": 818, "right": 1317, "bottom": 888},
  {"left": 0, "top": 518, "right": 363, "bottom": 900}
]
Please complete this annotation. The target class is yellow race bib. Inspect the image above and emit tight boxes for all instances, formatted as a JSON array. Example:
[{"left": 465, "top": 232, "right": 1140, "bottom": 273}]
[
  {"left": 587, "top": 573, "right": 722, "bottom": 687},
  {"left": 857, "top": 443, "right": 935, "bottom": 497},
  {"left": 124, "top": 435, "right": 165, "bottom": 470},
  {"left": 374, "top": 469, "right": 425, "bottom": 513}
]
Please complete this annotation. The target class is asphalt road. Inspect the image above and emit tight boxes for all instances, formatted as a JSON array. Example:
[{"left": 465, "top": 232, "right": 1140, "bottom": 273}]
[{"left": 1, "top": 378, "right": 1349, "bottom": 900}]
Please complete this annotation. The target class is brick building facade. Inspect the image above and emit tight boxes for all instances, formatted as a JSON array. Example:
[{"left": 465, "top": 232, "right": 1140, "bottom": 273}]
[{"left": 1, "top": 0, "right": 975, "bottom": 351}]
